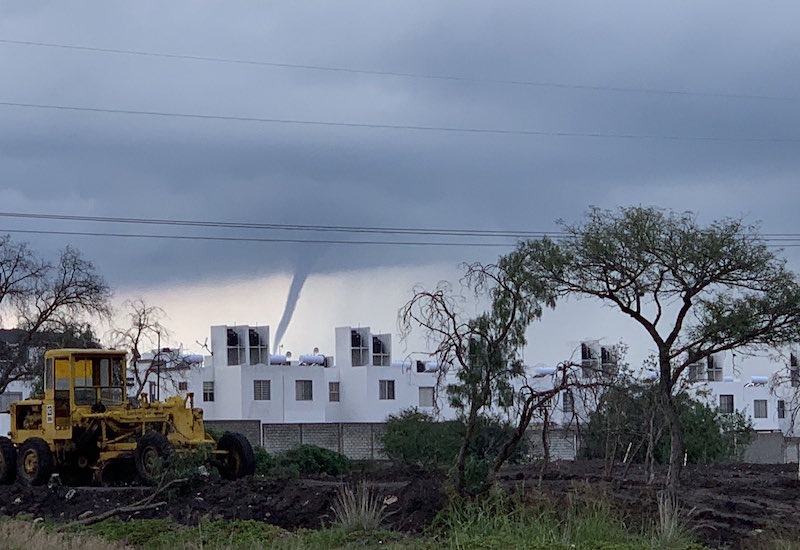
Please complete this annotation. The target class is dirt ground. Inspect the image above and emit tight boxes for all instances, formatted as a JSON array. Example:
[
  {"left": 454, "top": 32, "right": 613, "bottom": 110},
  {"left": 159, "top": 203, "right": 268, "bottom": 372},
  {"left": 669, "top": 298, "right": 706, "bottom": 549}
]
[{"left": 1, "top": 461, "right": 798, "bottom": 549}]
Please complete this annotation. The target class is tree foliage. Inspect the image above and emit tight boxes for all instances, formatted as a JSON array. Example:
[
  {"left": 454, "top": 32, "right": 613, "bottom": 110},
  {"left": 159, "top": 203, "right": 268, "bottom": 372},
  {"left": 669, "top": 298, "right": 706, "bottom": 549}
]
[
  {"left": 0, "top": 236, "right": 110, "bottom": 394},
  {"left": 583, "top": 382, "right": 753, "bottom": 466},
  {"left": 503, "top": 207, "right": 800, "bottom": 490},
  {"left": 399, "top": 261, "right": 595, "bottom": 495}
]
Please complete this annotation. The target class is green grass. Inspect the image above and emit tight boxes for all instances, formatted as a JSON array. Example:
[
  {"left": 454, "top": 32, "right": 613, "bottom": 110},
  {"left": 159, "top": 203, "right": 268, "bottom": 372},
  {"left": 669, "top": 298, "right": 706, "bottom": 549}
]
[{"left": 2, "top": 488, "right": 710, "bottom": 550}]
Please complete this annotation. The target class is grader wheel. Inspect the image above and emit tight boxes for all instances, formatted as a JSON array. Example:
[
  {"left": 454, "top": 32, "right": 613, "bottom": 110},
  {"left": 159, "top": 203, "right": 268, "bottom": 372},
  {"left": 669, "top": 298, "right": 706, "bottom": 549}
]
[
  {"left": 16, "top": 438, "right": 53, "bottom": 486},
  {"left": 135, "top": 431, "right": 172, "bottom": 483},
  {"left": 0, "top": 436, "right": 16, "bottom": 485},
  {"left": 217, "top": 432, "right": 255, "bottom": 480}
]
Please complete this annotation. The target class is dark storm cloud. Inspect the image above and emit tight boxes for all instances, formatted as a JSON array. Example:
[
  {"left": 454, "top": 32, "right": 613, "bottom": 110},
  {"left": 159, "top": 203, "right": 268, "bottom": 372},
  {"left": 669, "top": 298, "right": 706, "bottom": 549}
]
[{"left": 1, "top": 1, "right": 799, "bottom": 286}]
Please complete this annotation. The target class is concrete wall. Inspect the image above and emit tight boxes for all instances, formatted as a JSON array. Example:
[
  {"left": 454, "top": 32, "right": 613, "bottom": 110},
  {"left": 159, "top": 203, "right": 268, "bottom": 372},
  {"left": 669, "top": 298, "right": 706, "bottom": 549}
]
[
  {"left": 741, "top": 432, "right": 800, "bottom": 464},
  {"left": 203, "top": 419, "right": 262, "bottom": 448},
  {"left": 526, "top": 428, "right": 580, "bottom": 461},
  {"left": 261, "top": 422, "right": 385, "bottom": 460}
]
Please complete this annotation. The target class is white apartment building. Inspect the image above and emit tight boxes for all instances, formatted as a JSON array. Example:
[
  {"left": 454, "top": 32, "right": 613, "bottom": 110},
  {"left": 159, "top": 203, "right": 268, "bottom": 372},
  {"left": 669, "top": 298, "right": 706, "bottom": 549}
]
[
  {"left": 683, "top": 348, "right": 800, "bottom": 435},
  {"left": 189, "top": 325, "right": 453, "bottom": 424},
  {"left": 186, "top": 324, "right": 611, "bottom": 428}
]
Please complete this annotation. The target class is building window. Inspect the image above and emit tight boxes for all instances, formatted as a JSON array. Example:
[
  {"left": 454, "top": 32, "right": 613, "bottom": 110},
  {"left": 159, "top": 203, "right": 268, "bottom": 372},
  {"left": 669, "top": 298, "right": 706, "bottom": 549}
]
[
  {"left": 351, "top": 330, "right": 368, "bottom": 367},
  {"left": 178, "top": 381, "right": 188, "bottom": 392},
  {"left": 707, "top": 355, "right": 723, "bottom": 382},
  {"left": 778, "top": 400, "right": 786, "bottom": 419},
  {"left": 600, "top": 347, "right": 617, "bottom": 377},
  {"left": 372, "top": 336, "right": 390, "bottom": 366},
  {"left": 719, "top": 394, "right": 734, "bottom": 414},
  {"left": 419, "top": 386, "right": 434, "bottom": 407},
  {"left": 754, "top": 399, "right": 768, "bottom": 419},
  {"left": 295, "top": 380, "right": 313, "bottom": 401},
  {"left": 202, "top": 381, "right": 215, "bottom": 402},
  {"left": 329, "top": 382, "right": 340, "bottom": 402},
  {"left": 563, "top": 391, "right": 575, "bottom": 414},
  {"left": 581, "top": 343, "right": 598, "bottom": 378},
  {"left": 253, "top": 379, "right": 271, "bottom": 400},
  {"left": 227, "top": 328, "right": 245, "bottom": 366},
  {"left": 791, "top": 353, "right": 799, "bottom": 387},
  {"left": 149, "top": 381, "right": 157, "bottom": 402},
  {"left": 249, "top": 329, "right": 269, "bottom": 365},
  {"left": 379, "top": 379, "right": 395, "bottom": 400}
]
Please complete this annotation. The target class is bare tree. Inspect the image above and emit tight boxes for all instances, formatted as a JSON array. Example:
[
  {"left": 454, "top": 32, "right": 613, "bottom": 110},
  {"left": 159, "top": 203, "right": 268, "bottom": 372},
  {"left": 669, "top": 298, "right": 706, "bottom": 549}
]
[
  {"left": 109, "top": 298, "right": 173, "bottom": 399},
  {"left": 399, "top": 261, "right": 598, "bottom": 495},
  {"left": 0, "top": 237, "right": 110, "bottom": 394},
  {"left": 506, "top": 207, "right": 800, "bottom": 494}
]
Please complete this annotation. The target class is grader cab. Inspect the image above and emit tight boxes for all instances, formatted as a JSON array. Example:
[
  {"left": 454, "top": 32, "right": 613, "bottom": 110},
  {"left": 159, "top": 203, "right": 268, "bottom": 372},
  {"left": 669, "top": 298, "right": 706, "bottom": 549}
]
[{"left": 0, "top": 349, "right": 254, "bottom": 485}]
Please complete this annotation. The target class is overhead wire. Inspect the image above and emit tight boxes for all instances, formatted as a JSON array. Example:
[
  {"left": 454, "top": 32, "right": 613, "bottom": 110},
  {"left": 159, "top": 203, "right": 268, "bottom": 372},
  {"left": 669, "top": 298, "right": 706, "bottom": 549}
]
[
  {"left": 0, "top": 38, "right": 793, "bottom": 102},
  {"left": 1, "top": 212, "right": 800, "bottom": 249},
  {"left": 1, "top": 101, "right": 798, "bottom": 143}
]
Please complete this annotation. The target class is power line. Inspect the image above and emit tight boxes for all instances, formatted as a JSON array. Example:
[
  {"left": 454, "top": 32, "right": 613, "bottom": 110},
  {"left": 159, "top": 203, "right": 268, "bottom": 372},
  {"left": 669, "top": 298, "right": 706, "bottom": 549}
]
[
  {"left": 3, "top": 211, "right": 800, "bottom": 240},
  {"left": 0, "top": 38, "right": 793, "bottom": 102},
  {"left": 0, "top": 212, "right": 566, "bottom": 239},
  {"left": 0, "top": 228, "right": 521, "bottom": 248},
  {"left": 1, "top": 227, "right": 797, "bottom": 249},
  {"left": 1, "top": 101, "right": 798, "bottom": 143}
]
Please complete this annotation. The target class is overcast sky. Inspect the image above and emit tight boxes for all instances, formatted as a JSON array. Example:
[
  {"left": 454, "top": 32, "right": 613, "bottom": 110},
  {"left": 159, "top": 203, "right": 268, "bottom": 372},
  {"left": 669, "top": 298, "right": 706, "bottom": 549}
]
[{"left": 1, "top": 2, "right": 799, "bottom": 363}]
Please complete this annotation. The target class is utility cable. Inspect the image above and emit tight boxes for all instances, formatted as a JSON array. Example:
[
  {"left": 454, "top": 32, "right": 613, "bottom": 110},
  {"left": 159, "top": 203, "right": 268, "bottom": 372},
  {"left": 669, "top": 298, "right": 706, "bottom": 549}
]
[
  {"left": 1, "top": 101, "right": 798, "bottom": 143},
  {"left": 0, "top": 38, "right": 793, "bottom": 102}
]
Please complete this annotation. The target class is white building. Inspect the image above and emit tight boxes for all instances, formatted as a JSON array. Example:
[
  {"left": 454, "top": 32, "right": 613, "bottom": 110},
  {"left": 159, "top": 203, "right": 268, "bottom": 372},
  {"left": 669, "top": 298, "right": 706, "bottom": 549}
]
[
  {"left": 189, "top": 325, "right": 453, "bottom": 424},
  {"left": 683, "top": 348, "right": 800, "bottom": 435},
  {"left": 187, "top": 324, "right": 610, "bottom": 429},
  {"left": 0, "top": 379, "right": 33, "bottom": 437}
]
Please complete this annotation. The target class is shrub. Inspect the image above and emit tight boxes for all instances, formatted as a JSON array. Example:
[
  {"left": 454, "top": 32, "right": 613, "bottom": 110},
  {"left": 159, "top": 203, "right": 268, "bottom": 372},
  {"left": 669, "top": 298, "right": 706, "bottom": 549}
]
[
  {"left": 331, "top": 481, "right": 387, "bottom": 532},
  {"left": 253, "top": 445, "right": 276, "bottom": 476},
  {"left": 277, "top": 445, "right": 351, "bottom": 476},
  {"left": 381, "top": 409, "right": 461, "bottom": 468},
  {"left": 381, "top": 409, "right": 529, "bottom": 472}
]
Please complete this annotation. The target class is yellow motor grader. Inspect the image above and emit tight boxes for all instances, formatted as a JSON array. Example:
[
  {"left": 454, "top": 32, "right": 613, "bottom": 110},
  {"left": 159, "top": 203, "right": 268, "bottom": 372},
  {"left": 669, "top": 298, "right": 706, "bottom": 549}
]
[{"left": 0, "top": 349, "right": 254, "bottom": 485}]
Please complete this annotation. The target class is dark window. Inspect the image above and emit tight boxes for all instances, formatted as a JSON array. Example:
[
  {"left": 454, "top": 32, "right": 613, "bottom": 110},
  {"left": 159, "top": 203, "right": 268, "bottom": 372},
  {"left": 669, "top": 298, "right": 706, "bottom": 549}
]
[
  {"left": 351, "top": 330, "right": 368, "bottom": 366},
  {"left": 719, "top": 394, "right": 734, "bottom": 414},
  {"left": 754, "top": 400, "right": 768, "bottom": 419},
  {"left": 372, "top": 336, "right": 390, "bottom": 366},
  {"left": 178, "top": 381, "right": 188, "bottom": 392},
  {"left": 295, "top": 380, "right": 313, "bottom": 401},
  {"left": 227, "top": 329, "right": 244, "bottom": 366},
  {"left": 791, "top": 353, "right": 799, "bottom": 387},
  {"left": 253, "top": 379, "right": 271, "bottom": 400},
  {"left": 778, "top": 400, "right": 786, "bottom": 419}
]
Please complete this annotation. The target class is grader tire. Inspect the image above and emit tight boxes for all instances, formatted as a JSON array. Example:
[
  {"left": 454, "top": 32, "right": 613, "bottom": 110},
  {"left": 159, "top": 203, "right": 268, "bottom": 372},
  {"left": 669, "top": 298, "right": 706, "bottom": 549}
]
[
  {"left": 16, "top": 438, "right": 53, "bottom": 486},
  {"left": 0, "top": 436, "right": 16, "bottom": 484},
  {"left": 217, "top": 432, "right": 255, "bottom": 480},
  {"left": 135, "top": 431, "right": 172, "bottom": 484}
]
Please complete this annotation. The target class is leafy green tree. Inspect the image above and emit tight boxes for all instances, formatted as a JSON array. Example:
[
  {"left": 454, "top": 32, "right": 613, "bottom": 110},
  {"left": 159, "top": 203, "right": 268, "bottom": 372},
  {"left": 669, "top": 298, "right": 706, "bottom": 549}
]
[{"left": 504, "top": 207, "right": 800, "bottom": 492}]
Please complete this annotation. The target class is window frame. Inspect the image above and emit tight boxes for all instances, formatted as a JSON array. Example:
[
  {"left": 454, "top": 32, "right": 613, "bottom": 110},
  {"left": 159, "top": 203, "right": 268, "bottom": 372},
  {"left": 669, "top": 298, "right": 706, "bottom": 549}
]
[
  {"left": 753, "top": 399, "right": 768, "bottom": 419},
  {"left": 379, "top": 379, "right": 395, "bottom": 400},
  {"left": 295, "top": 379, "right": 313, "bottom": 401},
  {"left": 202, "top": 381, "right": 215, "bottom": 402},
  {"left": 719, "top": 394, "right": 734, "bottom": 414},
  {"left": 328, "top": 381, "right": 340, "bottom": 402},
  {"left": 253, "top": 379, "right": 271, "bottom": 401}
]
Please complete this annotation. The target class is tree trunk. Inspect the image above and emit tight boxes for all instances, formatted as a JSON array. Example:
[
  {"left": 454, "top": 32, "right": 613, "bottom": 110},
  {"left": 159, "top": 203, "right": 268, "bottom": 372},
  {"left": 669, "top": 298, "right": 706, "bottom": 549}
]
[
  {"left": 659, "top": 352, "right": 683, "bottom": 495},
  {"left": 454, "top": 404, "right": 480, "bottom": 495}
]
